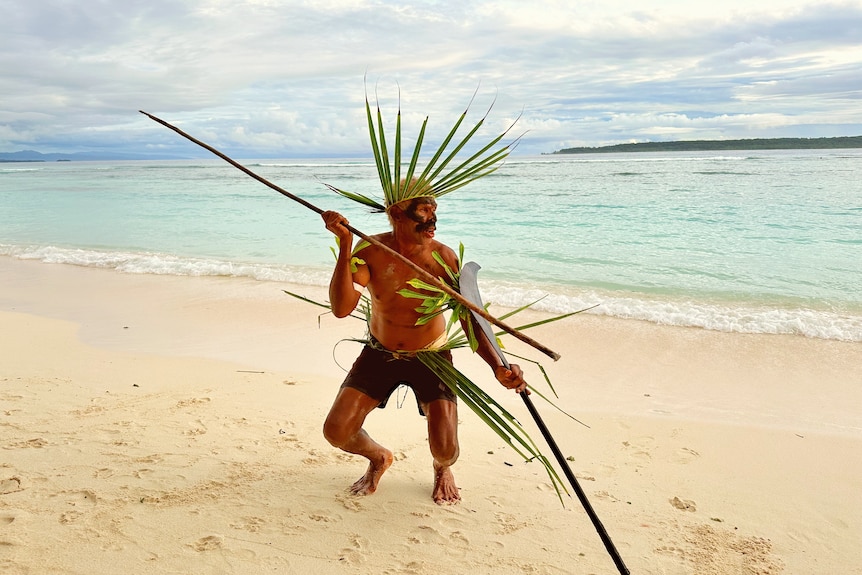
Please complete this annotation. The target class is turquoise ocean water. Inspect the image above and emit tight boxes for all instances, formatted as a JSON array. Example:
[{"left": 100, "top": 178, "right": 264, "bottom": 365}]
[{"left": 1, "top": 150, "right": 861, "bottom": 342}]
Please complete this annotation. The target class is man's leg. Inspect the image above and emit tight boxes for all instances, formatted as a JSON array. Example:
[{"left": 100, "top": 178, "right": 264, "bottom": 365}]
[
  {"left": 323, "top": 387, "right": 393, "bottom": 495},
  {"left": 423, "top": 398, "right": 461, "bottom": 504}
]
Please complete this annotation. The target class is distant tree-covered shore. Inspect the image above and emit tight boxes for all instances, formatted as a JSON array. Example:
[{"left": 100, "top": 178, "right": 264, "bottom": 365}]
[{"left": 552, "top": 135, "right": 862, "bottom": 154}]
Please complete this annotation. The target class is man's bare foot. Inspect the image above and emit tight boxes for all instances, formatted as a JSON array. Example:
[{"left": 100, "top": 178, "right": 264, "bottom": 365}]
[
  {"left": 348, "top": 449, "right": 393, "bottom": 496},
  {"left": 432, "top": 463, "right": 461, "bottom": 504}
]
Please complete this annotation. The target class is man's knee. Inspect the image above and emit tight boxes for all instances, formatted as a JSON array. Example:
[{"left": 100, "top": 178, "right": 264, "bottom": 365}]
[
  {"left": 425, "top": 400, "right": 459, "bottom": 464},
  {"left": 432, "top": 440, "right": 459, "bottom": 467},
  {"left": 322, "top": 416, "right": 350, "bottom": 448},
  {"left": 323, "top": 387, "right": 378, "bottom": 448}
]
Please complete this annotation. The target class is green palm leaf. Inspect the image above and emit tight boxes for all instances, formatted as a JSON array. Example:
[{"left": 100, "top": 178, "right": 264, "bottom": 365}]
[
  {"left": 328, "top": 82, "right": 520, "bottom": 211},
  {"left": 417, "top": 352, "right": 568, "bottom": 503}
]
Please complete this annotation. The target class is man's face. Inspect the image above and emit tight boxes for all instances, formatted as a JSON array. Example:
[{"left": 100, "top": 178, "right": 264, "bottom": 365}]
[{"left": 402, "top": 197, "right": 438, "bottom": 239}]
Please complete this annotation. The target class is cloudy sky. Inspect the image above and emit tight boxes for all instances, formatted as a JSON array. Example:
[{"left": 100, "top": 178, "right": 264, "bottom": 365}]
[{"left": 2, "top": 0, "right": 861, "bottom": 158}]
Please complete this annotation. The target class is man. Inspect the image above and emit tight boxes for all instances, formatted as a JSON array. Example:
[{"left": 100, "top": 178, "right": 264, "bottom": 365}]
[{"left": 321, "top": 195, "right": 527, "bottom": 504}]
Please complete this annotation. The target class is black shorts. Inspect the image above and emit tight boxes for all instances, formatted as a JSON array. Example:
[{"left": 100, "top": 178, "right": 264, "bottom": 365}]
[{"left": 341, "top": 342, "right": 456, "bottom": 414}]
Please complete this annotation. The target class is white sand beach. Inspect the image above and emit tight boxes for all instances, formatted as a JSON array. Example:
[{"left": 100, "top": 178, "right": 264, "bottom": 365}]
[{"left": 1, "top": 257, "right": 860, "bottom": 574}]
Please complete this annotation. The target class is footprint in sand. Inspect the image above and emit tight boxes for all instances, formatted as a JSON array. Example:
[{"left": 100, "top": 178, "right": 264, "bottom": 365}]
[
  {"left": 176, "top": 397, "right": 212, "bottom": 409},
  {"left": 48, "top": 488, "right": 97, "bottom": 505},
  {"left": 54, "top": 489, "right": 98, "bottom": 512},
  {"left": 670, "top": 496, "right": 697, "bottom": 512},
  {"left": 494, "top": 512, "right": 530, "bottom": 535},
  {"left": 439, "top": 515, "right": 466, "bottom": 530},
  {"left": 59, "top": 510, "right": 84, "bottom": 524},
  {"left": 1, "top": 513, "right": 16, "bottom": 525},
  {"left": 184, "top": 420, "right": 208, "bottom": 436},
  {"left": 226, "top": 417, "right": 251, "bottom": 428},
  {"left": 621, "top": 437, "right": 654, "bottom": 468},
  {"left": 0, "top": 477, "right": 23, "bottom": 495},
  {"left": 230, "top": 516, "right": 267, "bottom": 533},
  {"left": 338, "top": 533, "right": 367, "bottom": 565},
  {"left": 335, "top": 493, "right": 364, "bottom": 512},
  {"left": 672, "top": 447, "right": 701, "bottom": 464},
  {"left": 407, "top": 524, "right": 467, "bottom": 548},
  {"left": 278, "top": 433, "right": 309, "bottom": 451},
  {"left": 655, "top": 544, "right": 686, "bottom": 558},
  {"left": 71, "top": 403, "right": 106, "bottom": 416},
  {"left": 190, "top": 535, "right": 224, "bottom": 551},
  {"left": 134, "top": 454, "right": 164, "bottom": 464},
  {"left": 302, "top": 447, "right": 345, "bottom": 466},
  {"left": 594, "top": 490, "right": 622, "bottom": 503},
  {"left": 4, "top": 438, "right": 48, "bottom": 450},
  {"left": 448, "top": 530, "right": 470, "bottom": 549}
]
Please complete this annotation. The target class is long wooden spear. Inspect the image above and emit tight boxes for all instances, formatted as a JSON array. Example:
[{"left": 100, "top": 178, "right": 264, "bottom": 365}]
[{"left": 140, "top": 111, "right": 561, "bottom": 361}]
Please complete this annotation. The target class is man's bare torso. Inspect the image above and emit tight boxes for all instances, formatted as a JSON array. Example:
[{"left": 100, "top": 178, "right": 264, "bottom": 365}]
[{"left": 354, "top": 231, "right": 457, "bottom": 352}]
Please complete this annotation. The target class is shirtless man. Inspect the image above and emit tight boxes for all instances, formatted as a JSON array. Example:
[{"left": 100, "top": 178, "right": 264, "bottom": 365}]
[{"left": 321, "top": 196, "right": 527, "bottom": 504}]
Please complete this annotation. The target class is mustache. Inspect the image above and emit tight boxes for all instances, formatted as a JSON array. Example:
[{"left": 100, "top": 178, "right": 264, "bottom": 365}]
[{"left": 415, "top": 218, "right": 437, "bottom": 233}]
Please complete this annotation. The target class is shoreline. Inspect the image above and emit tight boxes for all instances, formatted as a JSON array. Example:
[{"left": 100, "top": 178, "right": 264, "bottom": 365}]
[
  {"left": 5, "top": 136, "right": 862, "bottom": 162},
  {"left": 3, "top": 244, "right": 859, "bottom": 343},
  {"left": 2, "top": 257, "right": 861, "bottom": 573},
  {"left": 3, "top": 256, "right": 860, "bottom": 432}
]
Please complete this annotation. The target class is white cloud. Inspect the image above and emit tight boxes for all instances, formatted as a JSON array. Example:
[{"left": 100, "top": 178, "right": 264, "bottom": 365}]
[{"left": 1, "top": 0, "right": 860, "bottom": 157}]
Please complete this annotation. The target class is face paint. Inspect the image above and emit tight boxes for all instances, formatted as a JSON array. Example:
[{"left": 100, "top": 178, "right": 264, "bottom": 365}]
[
  {"left": 404, "top": 198, "right": 437, "bottom": 233},
  {"left": 414, "top": 217, "right": 437, "bottom": 233}
]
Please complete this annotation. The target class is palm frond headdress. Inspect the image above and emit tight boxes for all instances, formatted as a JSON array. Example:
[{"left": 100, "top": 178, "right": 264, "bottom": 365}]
[{"left": 326, "top": 85, "right": 522, "bottom": 212}]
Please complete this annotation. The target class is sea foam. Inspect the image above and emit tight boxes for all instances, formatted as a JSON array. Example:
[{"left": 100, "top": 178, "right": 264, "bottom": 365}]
[{"left": 5, "top": 244, "right": 860, "bottom": 342}]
